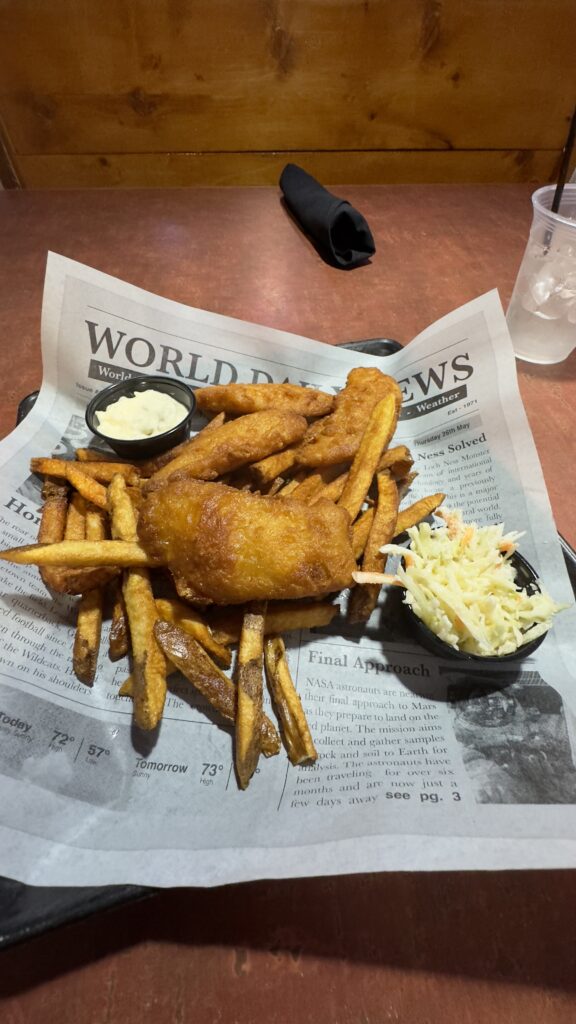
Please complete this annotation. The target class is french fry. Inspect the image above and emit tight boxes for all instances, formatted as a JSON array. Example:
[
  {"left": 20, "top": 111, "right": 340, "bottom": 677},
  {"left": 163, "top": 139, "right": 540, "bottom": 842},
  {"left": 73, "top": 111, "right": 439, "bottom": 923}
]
[
  {"left": 118, "top": 676, "right": 134, "bottom": 698},
  {"left": 310, "top": 470, "right": 348, "bottom": 505},
  {"left": 107, "top": 474, "right": 138, "bottom": 541},
  {"left": 39, "top": 478, "right": 69, "bottom": 541},
  {"left": 153, "top": 620, "right": 281, "bottom": 756},
  {"left": 138, "top": 411, "right": 226, "bottom": 476},
  {"left": 155, "top": 598, "right": 232, "bottom": 667},
  {"left": 38, "top": 478, "right": 69, "bottom": 592},
  {"left": 348, "top": 471, "right": 399, "bottom": 623},
  {"left": 65, "top": 464, "right": 109, "bottom": 509},
  {"left": 108, "top": 474, "right": 166, "bottom": 731},
  {"left": 265, "top": 476, "right": 286, "bottom": 496},
  {"left": 274, "top": 477, "right": 303, "bottom": 498},
  {"left": 38, "top": 484, "right": 113, "bottom": 594},
  {"left": 72, "top": 506, "right": 106, "bottom": 684},
  {"left": 393, "top": 493, "right": 446, "bottom": 536},
  {"left": 75, "top": 448, "right": 121, "bottom": 463},
  {"left": 264, "top": 636, "right": 317, "bottom": 765},
  {"left": 249, "top": 448, "right": 297, "bottom": 488},
  {"left": 376, "top": 445, "right": 414, "bottom": 480},
  {"left": 290, "top": 463, "right": 348, "bottom": 504},
  {"left": 310, "top": 449, "right": 412, "bottom": 507},
  {"left": 396, "top": 471, "right": 418, "bottom": 502},
  {"left": 0, "top": 540, "right": 154, "bottom": 568},
  {"left": 64, "top": 492, "right": 86, "bottom": 540},
  {"left": 235, "top": 601, "right": 267, "bottom": 789},
  {"left": 207, "top": 600, "right": 339, "bottom": 645},
  {"left": 109, "top": 579, "right": 129, "bottom": 660},
  {"left": 31, "top": 457, "right": 140, "bottom": 485},
  {"left": 123, "top": 568, "right": 167, "bottom": 729},
  {"left": 171, "top": 569, "right": 207, "bottom": 605},
  {"left": 338, "top": 394, "right": 399, "bottom": 522},
  {"left": 288, "top": 471, "right": 325, "bottom": 503},
  {"left": 352, "top": 508, "right": 375, "bottom": 561}
]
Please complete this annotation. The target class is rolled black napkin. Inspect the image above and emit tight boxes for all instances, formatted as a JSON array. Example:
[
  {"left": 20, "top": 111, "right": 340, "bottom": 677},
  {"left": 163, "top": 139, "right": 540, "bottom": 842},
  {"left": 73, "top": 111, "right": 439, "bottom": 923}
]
[{"left": 279, "top": 163, "right": 376, "bottom": 269}]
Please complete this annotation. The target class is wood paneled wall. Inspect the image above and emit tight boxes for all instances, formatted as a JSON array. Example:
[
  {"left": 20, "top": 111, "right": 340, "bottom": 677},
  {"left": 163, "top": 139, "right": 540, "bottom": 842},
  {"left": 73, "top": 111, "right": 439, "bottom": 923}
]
[{"left": 0, "top": 0, "right": 574, "bottom": 188}]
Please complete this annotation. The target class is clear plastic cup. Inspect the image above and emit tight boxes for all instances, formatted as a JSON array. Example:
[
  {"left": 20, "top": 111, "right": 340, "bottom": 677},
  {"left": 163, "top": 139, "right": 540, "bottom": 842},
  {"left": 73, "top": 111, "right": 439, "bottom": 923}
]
[{"left": 506, "top": 184, "right": 576, "bottom": 364}]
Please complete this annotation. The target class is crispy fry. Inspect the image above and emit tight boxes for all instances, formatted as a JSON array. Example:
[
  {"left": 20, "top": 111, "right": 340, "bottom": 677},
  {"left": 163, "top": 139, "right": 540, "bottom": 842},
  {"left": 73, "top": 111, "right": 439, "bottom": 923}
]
[
  {"left": 311, "top": 449, "right": 412, "bottom": 507},
  {"left": 393, "top": 493, "right": 446, "bottom": 536},
  {"left": 48, "top": 566, "right": 120, "bottom": 595},
  {"left": 338, "top": 394, "right": 399, "bottom": 522},
  {"left": 72, "top": 507, "right": 106, "bottom": 684},
  {"left": 107, "top": 474, "right": 138, "bottom": 541},
  {"left": 310, "top": 470, "right": 348, "bottom": 505},
  {"left": 64, "top": 492, "right": 86, "bottom": 540},
  {"left": 146, "top": 410, "right": 308, "bottom": 490},
  {"left": 249, "top": 448, "right": 298, "bottom": 489},
  {"left": 153, "top": 620, "right": 280, "bottom": 756},
  {"left": 396, "top": 471, "right": 418, "bottom": 502},
  {"left": 75, "top": 448, "right": 120, "bottom": 463},
  {"left": 39, "top": 478, "right": 69, "bottom": 542},
  {"left": 38, "top": 478, "right": 69, "bottom": 592},
  {"left": 274, "top": 477, "right": 302, "bottom": 498},
  {"left": 264, "top": 636, "right": 317, "bottom": 765},
  {"left": 126, "top": 486, "right": 144, "bottom": 515},
  {"left": 0, "top": 540, "right": 154, "bottom": 568},
  {"left": 118, "top": 676, "right": 134, "bottom": 697},
  {"left": 108, "top": 475, "right": 166, "bottom": 731},
  {"left": 289, "top": 463, "right": 348, "bottom": 504},
  {"left": 288, "top": 472, "right": 325, "bottom": 503},
  {"left": 235, "top": 601, "right": 267, "bottom": 789},
  {"left": 155, "top": 598, "right": 231, "bottom": 667},
  {"left": 196, "top": 383, "right": 334, "bottom": 419},
  {"left": 123, "top": 569, "right": 166, "bottom": 729},
  {"left": 138, "top": 411, "right": 226, "bottom": 476},
  {"left": 376, "top": 445, "right": 414, "bottom": 480},
  {"left": 348, "top": 471, "right": 399, "bottom": 623},
  {"left": 207, "top": 599, "right": 338, "bottom": 645},
  {"left": 266, "top": 476, "right": 286, "bottom": 496},
  {"left": 171, "top": 569, "right": 207, "bottom": 606},
  {"left": 352, "top": 507, "right": 375, "bottom": 561},
  {"left": 109, "top": 579, "right": 129, "bottom": 660},
  {"left": 31, "top": 457, "right": 140, "bottom": 485},
  {"left": 65, "top": 464, "right": 108, "bottom": 509}
]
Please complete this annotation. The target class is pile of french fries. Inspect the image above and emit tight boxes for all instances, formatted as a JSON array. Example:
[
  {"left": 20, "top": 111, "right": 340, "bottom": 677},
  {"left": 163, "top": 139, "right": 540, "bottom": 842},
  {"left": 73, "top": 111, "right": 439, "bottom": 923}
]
[{"left": 2, "top": 378, "right": 445, "bottom": 789}]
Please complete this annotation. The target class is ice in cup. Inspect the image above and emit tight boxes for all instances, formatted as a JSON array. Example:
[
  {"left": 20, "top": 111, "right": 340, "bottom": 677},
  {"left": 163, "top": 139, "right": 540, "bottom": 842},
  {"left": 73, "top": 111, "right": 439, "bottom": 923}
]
[{"left": 506, "top": 184, "right": 576, "bottom": 364}]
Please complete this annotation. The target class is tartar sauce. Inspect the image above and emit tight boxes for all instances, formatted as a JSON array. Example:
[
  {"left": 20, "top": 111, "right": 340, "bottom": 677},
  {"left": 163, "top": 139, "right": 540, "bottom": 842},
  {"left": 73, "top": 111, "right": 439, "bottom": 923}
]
[{"left": 96, "top": 390, "right": 187, "bottom": 440}]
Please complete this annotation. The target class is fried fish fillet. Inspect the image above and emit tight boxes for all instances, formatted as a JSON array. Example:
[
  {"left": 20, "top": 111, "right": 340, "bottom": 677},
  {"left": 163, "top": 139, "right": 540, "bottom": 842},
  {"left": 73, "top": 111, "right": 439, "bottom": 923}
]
[
  {"left": 138, "top": 479, "right": 355, "bottom": 604},
  {"left": 146, "top": 409, "right": 307, "bottom": 491},
  {"left": 295, "top": 367, "right": 402, "bottom": 468},
  {"left": 196, "top": 383, "right": 334, "bottom": 419}
]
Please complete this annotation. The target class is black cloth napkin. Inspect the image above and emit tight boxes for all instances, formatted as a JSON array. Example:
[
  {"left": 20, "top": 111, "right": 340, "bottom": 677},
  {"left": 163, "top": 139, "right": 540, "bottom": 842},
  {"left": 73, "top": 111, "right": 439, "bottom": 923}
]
[{"left": 279, "top": 163, "right": 376, "bottom": 269}]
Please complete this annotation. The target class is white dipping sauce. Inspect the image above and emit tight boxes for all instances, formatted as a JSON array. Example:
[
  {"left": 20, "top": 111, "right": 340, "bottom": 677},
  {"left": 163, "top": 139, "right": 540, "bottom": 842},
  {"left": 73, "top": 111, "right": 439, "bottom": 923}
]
[{"left": 96, "top": 390, "right": 187, "bottom": 440}]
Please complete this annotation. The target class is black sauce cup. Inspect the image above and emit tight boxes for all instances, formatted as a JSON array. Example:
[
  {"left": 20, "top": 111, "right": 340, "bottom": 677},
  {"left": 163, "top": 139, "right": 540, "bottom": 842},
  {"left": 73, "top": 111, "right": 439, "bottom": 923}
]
[
  {"left": 85, "top": 376, "right": 196, "bottom": 460},
  {"left": 403, "top": 550, "right": 548, "bottom": 662}
]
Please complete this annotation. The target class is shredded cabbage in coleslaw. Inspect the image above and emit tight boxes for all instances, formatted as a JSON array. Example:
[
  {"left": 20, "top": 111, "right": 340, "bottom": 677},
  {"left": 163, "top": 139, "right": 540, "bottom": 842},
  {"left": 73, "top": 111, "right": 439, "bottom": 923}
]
[{"left": 380, "top": 509, "right": 567, "bottom": 656}]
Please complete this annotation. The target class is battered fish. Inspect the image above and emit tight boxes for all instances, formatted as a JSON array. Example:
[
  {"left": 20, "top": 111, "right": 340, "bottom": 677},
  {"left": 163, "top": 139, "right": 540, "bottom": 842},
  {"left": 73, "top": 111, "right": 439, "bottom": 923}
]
[
  {"left": 196, "top": 383, "right": 334, "bottom": 419},
  {"left": 295, "top": 367, "right": 402, "bottom": 468},
  {"left": 138, "top": 479, "right": 355, "bottom": 604},
  {"left": 146, "top": 409, "right": 307, "bottom": 490}
]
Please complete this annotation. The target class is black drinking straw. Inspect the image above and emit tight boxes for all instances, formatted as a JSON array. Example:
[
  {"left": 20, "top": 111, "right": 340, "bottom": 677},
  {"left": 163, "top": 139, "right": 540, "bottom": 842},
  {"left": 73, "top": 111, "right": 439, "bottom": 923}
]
[{"left": 551, "top": 105, "right": 576, "bottom": 214}]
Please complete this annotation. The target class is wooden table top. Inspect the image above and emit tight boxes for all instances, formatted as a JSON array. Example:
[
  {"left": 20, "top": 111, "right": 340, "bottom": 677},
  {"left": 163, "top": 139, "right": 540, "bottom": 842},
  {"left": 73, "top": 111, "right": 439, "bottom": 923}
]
[{"left": 0, "top": 185, "right": 575, "bottom": 1024}]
